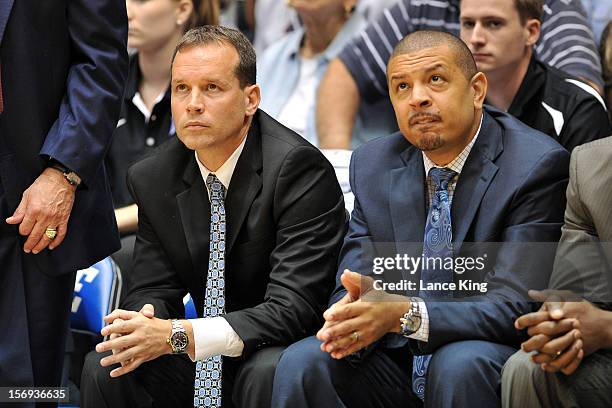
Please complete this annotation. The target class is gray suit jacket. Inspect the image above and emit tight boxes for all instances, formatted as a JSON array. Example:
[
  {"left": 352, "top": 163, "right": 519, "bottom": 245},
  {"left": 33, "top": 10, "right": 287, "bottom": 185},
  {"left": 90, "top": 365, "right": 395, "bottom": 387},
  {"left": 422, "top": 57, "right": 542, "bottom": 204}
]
[{"left": 550, "top": 136, "right": 612, "bottom": 309}]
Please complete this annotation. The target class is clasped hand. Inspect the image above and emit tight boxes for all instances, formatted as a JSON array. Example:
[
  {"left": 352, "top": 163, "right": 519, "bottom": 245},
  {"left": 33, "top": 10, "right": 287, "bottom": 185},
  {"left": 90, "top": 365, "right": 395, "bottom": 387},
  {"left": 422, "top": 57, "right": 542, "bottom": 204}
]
[
  {"left": 515, "top": 289, "right": 603, "bottom": 375},
  {"left": 95, "top": 304, "right": 171, "bottom": 378},
  {"left": 317, "top": 270, "right": 410, "bottom": 359}
]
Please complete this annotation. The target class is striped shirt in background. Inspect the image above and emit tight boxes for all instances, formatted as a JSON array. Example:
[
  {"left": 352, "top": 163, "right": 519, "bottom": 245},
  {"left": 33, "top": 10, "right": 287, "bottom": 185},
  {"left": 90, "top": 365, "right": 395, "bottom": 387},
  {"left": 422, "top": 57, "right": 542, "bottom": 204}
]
[{"left": 340, "top": 0, "right": 604, "bottom": 104}]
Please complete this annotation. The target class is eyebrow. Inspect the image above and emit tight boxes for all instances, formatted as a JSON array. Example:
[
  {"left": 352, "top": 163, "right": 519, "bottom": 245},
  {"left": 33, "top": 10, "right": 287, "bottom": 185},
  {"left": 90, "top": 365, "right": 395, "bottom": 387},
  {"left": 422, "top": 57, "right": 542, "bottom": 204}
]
[
  {"left": 389, "top": 63, "right": 447, "bottom": 81},
  {"left": 460, "top": 15, "right": 506, "bottom": 21}
]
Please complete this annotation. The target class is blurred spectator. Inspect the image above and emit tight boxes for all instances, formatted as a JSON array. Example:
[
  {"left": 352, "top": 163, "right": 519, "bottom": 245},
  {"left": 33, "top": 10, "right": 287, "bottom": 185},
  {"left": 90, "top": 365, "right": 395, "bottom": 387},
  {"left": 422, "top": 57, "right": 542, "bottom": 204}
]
[
  {"left": 251, "top": 0, "right": 399, "bottom": 55},
  {"left": 257, "top": 0, "right": 396, "bottom": 213},
  {"left": 252, "top": 0, "right": 300, "bottom": 54},
  {"left": 356, "top": 0, "right": 401, "bottom": 20},
  {"left": 317, "top": 0, "right": 605, "bottom": 150},
  {"left": 580, "top": 0, "right": 612, "bottom": 46},
  {"left": 107, "top": 0, "right": 219, "bottom": 277},
  {"left": 461, "top": 0, "right": 610, "bottom": 152}
]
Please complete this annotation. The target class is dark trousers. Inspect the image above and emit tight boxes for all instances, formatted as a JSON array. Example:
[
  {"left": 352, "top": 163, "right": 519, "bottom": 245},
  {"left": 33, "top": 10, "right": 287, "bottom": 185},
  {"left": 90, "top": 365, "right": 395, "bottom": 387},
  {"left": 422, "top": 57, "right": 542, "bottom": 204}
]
[
  {"left": 0, "top": 175, "right": 75, "bottom": 407},
  {"left": 271, "top": 336, "right": 516, "bottom": 408},
  {"left": 81, "top": 346, "right": 284, "bottom": 408}
]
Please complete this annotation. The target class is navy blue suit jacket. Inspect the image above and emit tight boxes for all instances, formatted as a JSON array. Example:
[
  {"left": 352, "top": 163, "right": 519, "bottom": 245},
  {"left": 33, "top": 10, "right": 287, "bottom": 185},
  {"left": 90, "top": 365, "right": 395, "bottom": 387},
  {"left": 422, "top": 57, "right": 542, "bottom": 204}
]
[
  {"left": 331, "top": 107, "right": 570, "bottom": 354},
  {"left": 0, "top": 0, "right": 127, "bottom": 273}
]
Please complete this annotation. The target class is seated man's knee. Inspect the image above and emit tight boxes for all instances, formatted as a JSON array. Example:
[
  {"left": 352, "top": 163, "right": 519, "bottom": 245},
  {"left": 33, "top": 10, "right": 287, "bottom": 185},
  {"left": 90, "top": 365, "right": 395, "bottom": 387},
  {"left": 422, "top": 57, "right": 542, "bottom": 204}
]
[
  {"left": 233, "top": 346, "right": 285, "bottom": 408},
  {"left": 428, "top": 340, "right": 514, "bottom": 392},
  {"left": 502, "top": 349, "right": 541, "bottom": 384},
  {"left": 81, "top": 351, "right": 114, "bottom": 397},
  {"left": 276, "top": 336, "right": 333, "bottom": 379}
]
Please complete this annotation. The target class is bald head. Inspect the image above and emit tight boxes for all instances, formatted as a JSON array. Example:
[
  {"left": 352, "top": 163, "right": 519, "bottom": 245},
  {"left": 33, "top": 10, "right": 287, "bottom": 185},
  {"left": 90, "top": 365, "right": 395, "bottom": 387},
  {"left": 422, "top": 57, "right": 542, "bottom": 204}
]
[{"left": 390, "top": 30, "right": 478, "bottom": 80}]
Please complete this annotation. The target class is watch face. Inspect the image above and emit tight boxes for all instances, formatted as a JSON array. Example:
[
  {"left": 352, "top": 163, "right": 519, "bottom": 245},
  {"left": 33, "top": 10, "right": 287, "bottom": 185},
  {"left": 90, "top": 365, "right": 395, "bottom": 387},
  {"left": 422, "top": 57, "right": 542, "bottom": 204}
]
[
  {"left": 171, "top": 331, "right": 189, "bottom": 351},
  {"left": 406, "top": 317, "right": 421, "bottom": 332}
]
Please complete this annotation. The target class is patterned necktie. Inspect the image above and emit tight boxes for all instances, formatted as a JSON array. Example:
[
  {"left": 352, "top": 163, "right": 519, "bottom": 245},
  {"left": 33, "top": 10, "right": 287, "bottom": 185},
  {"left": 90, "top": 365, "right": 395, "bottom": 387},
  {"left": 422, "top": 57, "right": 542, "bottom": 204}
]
[
  {"left": 194, "top": 174, "right": 226, "bottom": 408},
  {"left": 412, "top": 167, "right": 457, "bottom": 400}
]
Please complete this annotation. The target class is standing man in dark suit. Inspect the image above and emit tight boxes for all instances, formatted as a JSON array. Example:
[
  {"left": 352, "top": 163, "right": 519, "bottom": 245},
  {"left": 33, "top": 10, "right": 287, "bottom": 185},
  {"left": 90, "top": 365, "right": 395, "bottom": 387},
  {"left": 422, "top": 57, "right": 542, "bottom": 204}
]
[
  {"left": 271, "top": 30, "right": 570, "bottom": 407},
  {"left": 0, "top": 0, "right": 127, "bottom": 394},
  {"left": 81, "top": 26, "right": 346, "bottom": 408}
]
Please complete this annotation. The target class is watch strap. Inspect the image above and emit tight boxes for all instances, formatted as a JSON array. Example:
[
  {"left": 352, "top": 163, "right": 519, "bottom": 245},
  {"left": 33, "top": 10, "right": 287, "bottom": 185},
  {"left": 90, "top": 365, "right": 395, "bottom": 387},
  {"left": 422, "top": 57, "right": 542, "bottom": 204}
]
[{"left": 48, "top": 159, "right": 81, "bottom": 186}]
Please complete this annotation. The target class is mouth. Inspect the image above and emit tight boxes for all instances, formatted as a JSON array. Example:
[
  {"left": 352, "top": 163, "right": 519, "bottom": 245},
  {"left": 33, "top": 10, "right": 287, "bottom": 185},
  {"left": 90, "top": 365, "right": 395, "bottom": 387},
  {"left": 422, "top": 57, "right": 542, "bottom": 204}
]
[
  {"left": 472, "top": 53, "right": 492, "bottom": 60},
  {"left": 184, "top": 121, "right": 209, "bottom": 129},
  {"left": 409, "top": 114, "right": 441, "bottom": 127}
]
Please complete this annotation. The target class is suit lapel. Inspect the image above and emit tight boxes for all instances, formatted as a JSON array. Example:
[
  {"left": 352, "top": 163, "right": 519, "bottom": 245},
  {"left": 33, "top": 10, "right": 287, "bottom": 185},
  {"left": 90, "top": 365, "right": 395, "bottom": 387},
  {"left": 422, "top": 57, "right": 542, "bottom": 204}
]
[
  {"left": 451, "top": 112, "right": 503, "bottom": 252},
  {"left": 224, "top": 122, "right": 263, "bottom": 255},
  {"left": 176, "top": 154, "right": 211, "bottom": 284},
  {"left": 0, "top": 0, "right": 13, "bottom": 45},
  {"left": 389, "top": 145, "right": 427, "bottom": 245}
]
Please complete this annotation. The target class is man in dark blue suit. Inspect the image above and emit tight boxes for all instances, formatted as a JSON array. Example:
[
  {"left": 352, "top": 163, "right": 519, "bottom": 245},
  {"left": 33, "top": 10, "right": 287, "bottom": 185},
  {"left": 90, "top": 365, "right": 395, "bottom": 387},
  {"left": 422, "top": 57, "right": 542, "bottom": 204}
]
[
  {"left": 0, "top": 0, "right": 127, "bottom": 394},
  {"left": 272, "top": 30, "right": 570, "bottom": 407}
]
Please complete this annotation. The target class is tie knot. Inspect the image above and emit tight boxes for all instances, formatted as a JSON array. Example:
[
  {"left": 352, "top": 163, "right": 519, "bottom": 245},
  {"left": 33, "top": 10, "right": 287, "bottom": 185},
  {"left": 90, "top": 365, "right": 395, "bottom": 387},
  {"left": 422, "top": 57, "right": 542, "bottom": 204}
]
[
  {"left": 429, "top": 167, "right": 457, "bottom": 189},
  {"left": 206, "top": 174, "right": 226, "bottom": 200}
]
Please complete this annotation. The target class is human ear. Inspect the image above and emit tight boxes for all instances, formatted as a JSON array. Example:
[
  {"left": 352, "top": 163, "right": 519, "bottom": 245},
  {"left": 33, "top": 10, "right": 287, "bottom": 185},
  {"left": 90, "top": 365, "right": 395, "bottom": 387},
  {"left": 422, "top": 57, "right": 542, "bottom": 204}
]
[
  {"left": 525, "top": 18, "right": 541, "bottom": 46},
  {"left": 470, "top": 71, "right": 487, "bottom": 110},
  {"left": 244, "top": 84, "right": 261, "bottom": 116}
]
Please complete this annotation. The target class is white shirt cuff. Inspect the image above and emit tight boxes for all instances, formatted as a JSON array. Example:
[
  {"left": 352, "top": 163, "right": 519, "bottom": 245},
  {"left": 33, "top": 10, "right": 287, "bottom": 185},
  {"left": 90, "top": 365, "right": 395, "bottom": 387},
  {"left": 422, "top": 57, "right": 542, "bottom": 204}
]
[
  {"left": 189, "top": 317, "right": 244, "bottom": 361},
  {"left": 407, "top": 298, "right": 429, "bottom": 342}
]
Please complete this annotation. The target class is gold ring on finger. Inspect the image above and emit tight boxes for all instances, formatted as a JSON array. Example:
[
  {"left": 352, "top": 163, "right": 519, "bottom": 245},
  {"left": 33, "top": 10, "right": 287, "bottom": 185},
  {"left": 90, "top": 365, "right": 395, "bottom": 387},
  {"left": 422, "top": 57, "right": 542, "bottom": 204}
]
[
  {"left": 556, "top": 350, "right": 562, "bottom": 356},
  {"left": 45, "top": 227, "right": 57, "bottom": 240},
  {"left": 350, "top": 330, "right": 360, "bottom": 343}
]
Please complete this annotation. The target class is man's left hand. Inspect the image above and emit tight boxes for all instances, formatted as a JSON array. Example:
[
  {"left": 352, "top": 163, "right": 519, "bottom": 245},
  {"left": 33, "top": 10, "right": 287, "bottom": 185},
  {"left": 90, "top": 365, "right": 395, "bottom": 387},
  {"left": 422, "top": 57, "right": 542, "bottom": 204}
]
[
  {"left": 96, "top": 306, "right": 171, "bottom": 378},
  {"left": 317, "top": 270, "right": 410, "bottom": 359}
]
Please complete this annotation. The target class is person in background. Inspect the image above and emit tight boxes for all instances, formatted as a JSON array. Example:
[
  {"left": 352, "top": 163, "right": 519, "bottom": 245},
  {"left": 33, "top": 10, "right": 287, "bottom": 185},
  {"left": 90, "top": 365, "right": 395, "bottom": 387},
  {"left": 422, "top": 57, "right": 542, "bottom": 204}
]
[
  {"left": 316, "top": 0, "right": 605, "bottom": 150},
  {"left": 107, "top": 0, "right": 219, "bottom": 278},
  {"left": 460, "top": 0, "right": 610, "bottom": 152},
  {"left": 257, "top": 0, "right": 396, "bottom": 213},
  {"left": 0, "top": 0, "right": 127, "bottom": 394}
]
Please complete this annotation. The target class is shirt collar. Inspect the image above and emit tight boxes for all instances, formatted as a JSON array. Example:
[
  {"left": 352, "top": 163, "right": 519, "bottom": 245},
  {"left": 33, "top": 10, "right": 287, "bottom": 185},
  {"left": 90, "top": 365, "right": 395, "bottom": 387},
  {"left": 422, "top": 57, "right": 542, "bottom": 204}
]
[
  {"left": 195, "top": 135, "right": 247, "bottom": 197},
  {"left": 422, "top": 112, "right": 483, "bottom": 177}
]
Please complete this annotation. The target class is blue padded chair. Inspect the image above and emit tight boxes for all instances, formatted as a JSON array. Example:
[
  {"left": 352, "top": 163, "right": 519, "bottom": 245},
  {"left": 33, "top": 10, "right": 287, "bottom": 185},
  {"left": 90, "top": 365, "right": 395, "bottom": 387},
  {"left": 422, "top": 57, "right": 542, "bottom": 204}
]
[{"left": 70, "top": 257, "right": 122, "bottom": 337}]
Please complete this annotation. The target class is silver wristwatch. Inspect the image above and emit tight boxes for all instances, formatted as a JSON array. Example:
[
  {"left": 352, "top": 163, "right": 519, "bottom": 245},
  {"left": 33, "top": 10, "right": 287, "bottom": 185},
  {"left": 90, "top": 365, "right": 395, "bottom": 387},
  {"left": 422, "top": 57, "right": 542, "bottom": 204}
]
[
  {"left": 167, "top": 319, "right": 189, "bottom": 354},
  {"left": 399, "top": 298, "right": 422, "bottom": 337}
]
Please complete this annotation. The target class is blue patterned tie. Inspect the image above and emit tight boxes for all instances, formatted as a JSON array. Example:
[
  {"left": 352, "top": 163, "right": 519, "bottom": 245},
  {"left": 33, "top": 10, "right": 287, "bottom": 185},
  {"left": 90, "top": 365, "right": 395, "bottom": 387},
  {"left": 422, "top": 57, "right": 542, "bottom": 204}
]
[
  {"left": 194, "top": 174, "right": 226, "bottom": 408},
  {"left": 412, "top": 167, "right": 457, "bottom": 400}
]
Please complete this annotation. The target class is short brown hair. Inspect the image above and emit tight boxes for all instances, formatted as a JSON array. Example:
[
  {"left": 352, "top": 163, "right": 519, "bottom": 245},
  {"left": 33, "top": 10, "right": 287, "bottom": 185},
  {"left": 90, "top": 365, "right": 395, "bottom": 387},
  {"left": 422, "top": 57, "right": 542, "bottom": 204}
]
[
  {"left": 514, "top": 0, "right": 544, "bottom": 24},
  {"left": 390, "top": 30, "right": 478, "bottom": 81},
  {"left": 173, "top": 25, "right": 256, "bottom": 87}
]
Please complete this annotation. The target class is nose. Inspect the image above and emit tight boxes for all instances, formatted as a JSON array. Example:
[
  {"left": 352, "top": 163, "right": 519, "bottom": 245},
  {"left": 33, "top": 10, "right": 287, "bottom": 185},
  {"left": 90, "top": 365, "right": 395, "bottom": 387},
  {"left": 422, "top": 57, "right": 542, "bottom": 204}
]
[
  {"left": 470, "top": 22, "right": 486, "bottom": 47},
  {"left": 408, "top": 83, "right": 432, "bottom": 110},
  {"left": 186, "top": 89, "right": 204, "bottom": 113}
]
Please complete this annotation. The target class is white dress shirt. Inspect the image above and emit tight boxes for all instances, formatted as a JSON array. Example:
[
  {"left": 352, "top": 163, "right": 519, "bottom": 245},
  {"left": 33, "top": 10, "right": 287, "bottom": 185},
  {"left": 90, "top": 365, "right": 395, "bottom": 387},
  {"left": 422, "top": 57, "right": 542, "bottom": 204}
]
[
  {"left": 409, "top": 114, "right": 483, "bottom": 342},
  {"left": 188, "top": 136, "right": 247, "bottom": 361}
]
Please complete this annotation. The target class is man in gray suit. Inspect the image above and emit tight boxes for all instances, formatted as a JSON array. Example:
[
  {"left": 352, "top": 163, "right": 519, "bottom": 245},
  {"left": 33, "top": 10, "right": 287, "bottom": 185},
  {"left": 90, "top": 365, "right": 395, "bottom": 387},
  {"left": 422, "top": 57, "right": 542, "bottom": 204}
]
[{"left": 502, "top": 136, "right": 612, "bottom": 407}]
